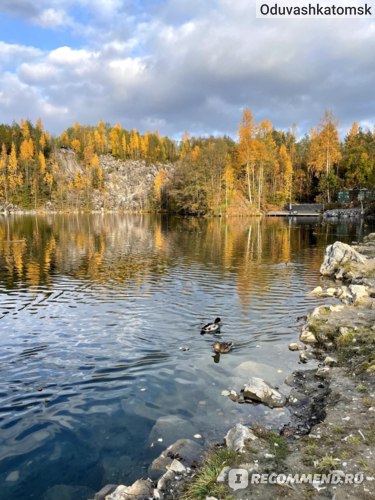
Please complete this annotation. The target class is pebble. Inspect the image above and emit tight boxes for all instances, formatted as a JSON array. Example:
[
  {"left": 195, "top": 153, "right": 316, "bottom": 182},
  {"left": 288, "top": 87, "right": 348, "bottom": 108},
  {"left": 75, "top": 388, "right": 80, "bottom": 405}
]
[
  {"left": 193, "top": 434, "right": 202, "bottom": 439},
  {"left": 6, "top": 471, "right": 19, "bottom": 482}
]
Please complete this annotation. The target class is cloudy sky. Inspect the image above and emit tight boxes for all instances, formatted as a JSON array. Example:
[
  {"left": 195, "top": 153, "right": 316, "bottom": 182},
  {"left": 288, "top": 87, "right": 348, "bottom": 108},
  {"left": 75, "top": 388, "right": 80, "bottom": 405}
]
[{"left": 0, "top": 0, "right": 374, "bottom": 138}]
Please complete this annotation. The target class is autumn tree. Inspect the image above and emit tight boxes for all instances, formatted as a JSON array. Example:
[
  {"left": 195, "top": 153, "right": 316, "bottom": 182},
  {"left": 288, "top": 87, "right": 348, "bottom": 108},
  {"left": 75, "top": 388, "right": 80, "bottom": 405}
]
[
  {"left": 307, "top": 111, "right": 341, "bottom": 203},
  {"left": 109, "top": 124, "right": 122, "bottom": 157},
  {"left": 342, "top": 122, "right": 374, "bottom": 189},
  {"left": 278, "top": 144, "right": 293, "bottom": 205},
  {"left": 0, "top": 144, "right": 7, "bottom": 202},
  {"left": 238, "top": 108, "right": 258, "bottom": 205},
  {"left": 8, "top": 143, "right": 23, "bottom": 194}
]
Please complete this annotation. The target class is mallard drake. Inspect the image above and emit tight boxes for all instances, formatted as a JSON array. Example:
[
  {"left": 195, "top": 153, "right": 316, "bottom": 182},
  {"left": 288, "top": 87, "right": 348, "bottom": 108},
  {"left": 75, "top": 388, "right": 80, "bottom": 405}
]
[
  {"left": 212, "top": 341, "right": 233, "bottom": 353},
  {"left": 201, "top": 317, "right": 221, "bottom": 334}
]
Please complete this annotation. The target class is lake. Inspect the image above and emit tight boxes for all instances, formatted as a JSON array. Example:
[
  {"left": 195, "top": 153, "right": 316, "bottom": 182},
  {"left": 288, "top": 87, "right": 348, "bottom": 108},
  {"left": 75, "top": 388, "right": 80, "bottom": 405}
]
[{"left": 0, "top": 214, "right": 370, "bottom": 499}]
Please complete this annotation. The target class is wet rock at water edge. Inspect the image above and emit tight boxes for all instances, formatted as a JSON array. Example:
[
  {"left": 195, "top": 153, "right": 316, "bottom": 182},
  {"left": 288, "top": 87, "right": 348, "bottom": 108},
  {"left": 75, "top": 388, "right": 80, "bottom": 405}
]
[
  {"left": 149, "top": 438, "right": 203, "bottom": 477},
  {"left": 94, "top": 484, "right": 118, "bottom": 500},
  {"left": 299, "top": 351, "right": 315, "bottom": 364},
  {"left": 105, "top": 479, "right": 154, "bottom": 500},
  {"left": 224, "top": 423, "right": 258, "bottom": 452},
  {"left": 349, "top": 284, "right": 369, "bottom": 304},
  {"left": 323, "top": 356, "right": 337, "bottom": 367},
  {"left": 320, "top": 241, "right": 366, "bottom": 277},
  {"left": 289, "top": 343, "right": 306, "bottom": 351},
  {"left": 300, "top": 326, "right": 317, "bottom": 344},
  {"left": 242, "top": 377, "right": 286, "bottom": 408}
]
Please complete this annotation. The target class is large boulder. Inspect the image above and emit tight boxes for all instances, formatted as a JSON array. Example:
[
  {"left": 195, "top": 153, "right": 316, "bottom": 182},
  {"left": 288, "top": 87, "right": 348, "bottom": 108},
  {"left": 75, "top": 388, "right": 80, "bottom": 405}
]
[
  {"left": 320, "top": 241, "right": 366, "bottom": 277},
  {"left": 242, "top": 377, "right": 286, "bottom": 408}
]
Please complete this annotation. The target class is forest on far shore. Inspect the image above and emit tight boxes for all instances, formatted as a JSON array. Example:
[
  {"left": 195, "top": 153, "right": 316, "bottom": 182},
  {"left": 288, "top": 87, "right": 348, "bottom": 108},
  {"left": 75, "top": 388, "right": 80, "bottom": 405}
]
[{"left": 0, "top": 110, "right": 374, "bottom": 215}]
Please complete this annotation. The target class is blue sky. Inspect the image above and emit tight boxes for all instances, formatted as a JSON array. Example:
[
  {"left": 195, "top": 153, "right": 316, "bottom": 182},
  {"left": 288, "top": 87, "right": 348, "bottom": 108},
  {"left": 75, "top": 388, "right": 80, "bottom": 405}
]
[{"left": 0, "top": 0, "right": 374, "bottom": 138}]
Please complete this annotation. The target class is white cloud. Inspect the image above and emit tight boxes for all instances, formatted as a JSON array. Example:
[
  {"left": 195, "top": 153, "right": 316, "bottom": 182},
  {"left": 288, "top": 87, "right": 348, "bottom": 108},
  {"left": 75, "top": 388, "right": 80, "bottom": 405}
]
[
  {"left": 0, "top": 0, "right": 373, "bottom": 135},
  {"left": 34, "top": 8, "right": 73, "bottom": 28}
]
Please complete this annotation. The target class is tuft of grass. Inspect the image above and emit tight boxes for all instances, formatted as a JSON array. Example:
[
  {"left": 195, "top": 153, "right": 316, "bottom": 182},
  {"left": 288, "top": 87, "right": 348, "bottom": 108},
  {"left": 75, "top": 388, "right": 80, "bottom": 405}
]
[
  {"left": 302, "top": 440, "right": 320, "bottom": 465},
  {"left": 363, "top": 396, "right": 375, "bottom": 408},
  {"left": 315, "top": 454, "right": 338, "bottom": 474},
  {"left": 254, "top": 429, "right": 289, "bottom": 461},
  {"left": 336, "top": 331, "right": 356, "bottom": 347},
  {"left": 181, "top": 446, "right": 237, "bottom": 500},
  {"left": 357, "top": 383, "right": 367, "bottom": 392},
  {"left": 347, "top": 435, "right": 361, "bottom": 445},
  {"left": 331, "top": 425, "right": 346, "bottom": 435}
]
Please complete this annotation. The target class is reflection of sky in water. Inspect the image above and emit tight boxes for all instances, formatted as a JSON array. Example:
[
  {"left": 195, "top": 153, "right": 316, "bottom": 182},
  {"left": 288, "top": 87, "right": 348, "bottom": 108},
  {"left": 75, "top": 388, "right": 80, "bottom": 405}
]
[{"left": 0, "top": 215, "right": 372, "bottom": 499}]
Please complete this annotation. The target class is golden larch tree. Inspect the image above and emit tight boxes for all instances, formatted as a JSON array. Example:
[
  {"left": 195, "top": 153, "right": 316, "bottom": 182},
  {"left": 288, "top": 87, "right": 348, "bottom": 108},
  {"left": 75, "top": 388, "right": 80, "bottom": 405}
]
[{"left": 0, "top": 144, "right": 8, "bottom": 202}]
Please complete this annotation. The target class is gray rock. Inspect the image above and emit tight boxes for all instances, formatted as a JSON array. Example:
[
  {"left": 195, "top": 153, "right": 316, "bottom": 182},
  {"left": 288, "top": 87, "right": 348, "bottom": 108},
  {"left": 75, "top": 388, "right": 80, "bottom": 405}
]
[
  {"left": 349, "top": 284, "right": 369, "bottom": 304},
  {"left": 157, "top": 470, "right": 175, "bottom": 492},
  {"left": 289, "top": 343, "right": 306, "bottom": 351},
  {"left": 106, "top": 479, "right": 153, "bottom": 500},
  {"left": 323, "top": 356, "right": 337, "bottom": 366},
  {"left": 243, "top": 377, "right": 286, "bottom": 408},
  {"left": 169, "top": 459, "right": 186, "bottom": 473},
  {"left": 310, "top": 286, "right": 323, "bottom": 296},
  {"left": 320, "top": 241, "right": 366, "bottom": 277},
  {"left": 299, "top": 351, "right": 310, "bottom": 363},
  {"left": 94, "top": 484, "right": 117, "bottom": 500},
  {"left": 300, "top": 326, "right": 317, "bottom": 344},
  {"left": 224, "top": 423, "right": 257, "bottom": 452},
  {"left": 316, "top": 367, "right": 331, "bottom": 378},
  {"left": 149, "top": 438, "right": 203, "bottom": 476},
  {"left": 228, "top": 390, "right": 241, "bottom": 402}
]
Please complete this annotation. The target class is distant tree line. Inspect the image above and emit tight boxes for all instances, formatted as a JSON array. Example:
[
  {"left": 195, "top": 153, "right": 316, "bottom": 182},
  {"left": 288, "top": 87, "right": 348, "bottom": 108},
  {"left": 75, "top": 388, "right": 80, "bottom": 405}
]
[{"left": 0, "top": 111, "right": 373, "bottom": 213}]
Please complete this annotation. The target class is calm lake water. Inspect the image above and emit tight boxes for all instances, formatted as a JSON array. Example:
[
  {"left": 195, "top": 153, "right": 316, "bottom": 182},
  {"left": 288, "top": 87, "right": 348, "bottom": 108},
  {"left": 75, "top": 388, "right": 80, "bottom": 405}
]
[{"left": 0, "top": 214, "right": 371, "bottom": 499}]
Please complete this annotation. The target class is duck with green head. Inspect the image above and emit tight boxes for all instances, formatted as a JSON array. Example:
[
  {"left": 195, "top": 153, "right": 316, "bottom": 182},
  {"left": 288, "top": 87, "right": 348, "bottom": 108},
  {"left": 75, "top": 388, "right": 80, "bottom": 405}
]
[{"left": 201, "top": 317, "right": 221, "bottom": 335}]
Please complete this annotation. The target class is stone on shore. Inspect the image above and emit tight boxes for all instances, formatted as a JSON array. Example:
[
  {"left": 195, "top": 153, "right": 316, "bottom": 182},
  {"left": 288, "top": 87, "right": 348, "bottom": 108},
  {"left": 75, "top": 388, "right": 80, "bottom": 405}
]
[
  {"left": 105, "top": 480, "right": 154, "bottom": 500},
  {"left": 242, "top": 377, "right": 286, "bottom": 408},
  {"left": 94, "top": 484, "right": 117, "bottom": 500},
  {"left": 349, "top": 284, "right": 369, "bottom": 304},
  {"left": 224, "top": 423, "right": 257, "bottom": 452},
  {"left": 149, "top": 438, "right": 203, "bottom": 477},
  {"left": 324, "top": 356, "right": 337, "bottom": 367},
  {"left": 320, "top": 241, "right": 366, "bottom": 277},
  {"left": 289, "top": 343, "right": 306, "bottom": 351},
  {"left": 169, "top": 459, "right": 186, "bottom": 473},
  {"left": 157, "top": 470, "right": 175, "bottom": 492},
  {"left": 300, "top": 326, "right": 317, "bottom": 344}
]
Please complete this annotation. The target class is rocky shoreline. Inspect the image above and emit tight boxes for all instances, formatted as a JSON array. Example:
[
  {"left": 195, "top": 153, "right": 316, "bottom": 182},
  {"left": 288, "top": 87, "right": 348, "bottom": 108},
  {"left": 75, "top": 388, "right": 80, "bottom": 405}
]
[{"left": 90, "top": 236, "right": 375, "bottom": 499}]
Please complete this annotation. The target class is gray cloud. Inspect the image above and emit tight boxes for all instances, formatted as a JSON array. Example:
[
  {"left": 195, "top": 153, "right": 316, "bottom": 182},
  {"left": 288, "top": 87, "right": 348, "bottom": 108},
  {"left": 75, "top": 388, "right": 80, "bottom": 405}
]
[
  {"left": 0, "top": 0, "right": 374, "bottom": 137},
  {"left": 0, "top": 0, "right": 38, "bottom": 17}
]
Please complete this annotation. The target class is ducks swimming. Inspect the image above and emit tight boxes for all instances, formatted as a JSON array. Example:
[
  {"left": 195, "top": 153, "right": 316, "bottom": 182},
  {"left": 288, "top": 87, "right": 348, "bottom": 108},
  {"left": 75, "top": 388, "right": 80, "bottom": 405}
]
[
  {"left": 212, "top": 341, "right": 233, "bottom": 353},
  {"left": 201, "top": 317, "right": 222, "bottom": 335}
]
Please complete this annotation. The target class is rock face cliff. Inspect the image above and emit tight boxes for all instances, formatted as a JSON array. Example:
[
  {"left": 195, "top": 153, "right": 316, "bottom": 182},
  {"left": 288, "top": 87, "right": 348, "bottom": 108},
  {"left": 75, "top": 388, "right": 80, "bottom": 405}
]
[{"left": 55, "top": 149, "right": 175, "bottom": 211}]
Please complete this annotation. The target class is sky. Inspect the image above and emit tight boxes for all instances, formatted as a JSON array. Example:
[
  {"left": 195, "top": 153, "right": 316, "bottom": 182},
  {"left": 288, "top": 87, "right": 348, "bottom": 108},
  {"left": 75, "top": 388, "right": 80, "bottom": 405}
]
[{"left": 0, "top": 0, "right": 374, "bottom": 139}]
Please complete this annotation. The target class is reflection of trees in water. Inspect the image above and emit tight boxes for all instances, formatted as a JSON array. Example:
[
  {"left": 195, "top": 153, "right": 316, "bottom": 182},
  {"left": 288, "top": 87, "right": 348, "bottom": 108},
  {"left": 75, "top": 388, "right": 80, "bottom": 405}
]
[
  {"left": 0, "top": 215, "right": 368, "bottom": 294},
  {"left": 0, "top": 215, "right": 170, "bottom": 289}
]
